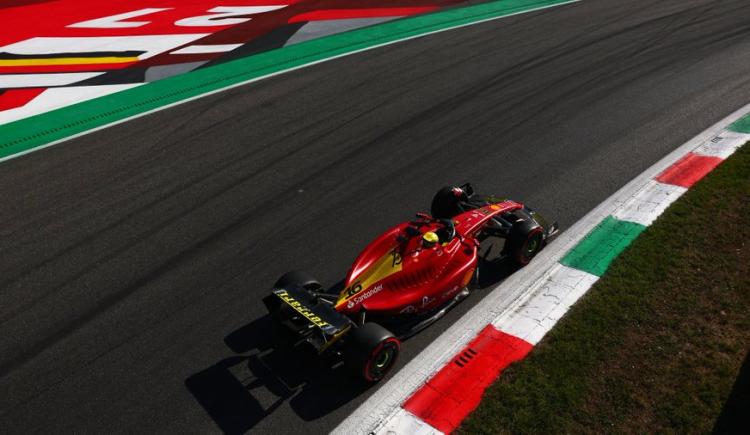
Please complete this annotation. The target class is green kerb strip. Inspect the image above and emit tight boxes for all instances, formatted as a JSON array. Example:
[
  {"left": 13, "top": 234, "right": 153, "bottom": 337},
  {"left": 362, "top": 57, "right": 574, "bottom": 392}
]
[
  {"left": 729, "top": 113, "right": 750, "bottom": 133},
  {"left": 0, "top": 0, "right": 574, "bottom": 161},
  {"left": 561, "top": 216, "right": 646, "bottom": 277}
]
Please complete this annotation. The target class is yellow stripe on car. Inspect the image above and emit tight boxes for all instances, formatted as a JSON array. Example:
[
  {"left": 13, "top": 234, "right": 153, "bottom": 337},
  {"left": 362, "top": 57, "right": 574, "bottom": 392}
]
[{"left": 336, "top": 249, "right": 402, "bottom": 308}]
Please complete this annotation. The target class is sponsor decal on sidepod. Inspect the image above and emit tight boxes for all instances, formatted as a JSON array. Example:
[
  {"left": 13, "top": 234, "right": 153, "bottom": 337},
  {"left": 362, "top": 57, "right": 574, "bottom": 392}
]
[{"left": 347, "top": 284, "right": 384, "bottom": 309}]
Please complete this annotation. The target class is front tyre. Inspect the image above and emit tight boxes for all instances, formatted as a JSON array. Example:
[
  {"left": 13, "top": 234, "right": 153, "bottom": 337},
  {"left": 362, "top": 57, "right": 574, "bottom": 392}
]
[
  {"left": 506, "top": 219, "right": 544, "bottom": 265},
  {"left": 344, "top": 323, "right": 400, "bottom": 382},
  {"left": 431, "top": 186, "right": 464, "bottom": 219}
]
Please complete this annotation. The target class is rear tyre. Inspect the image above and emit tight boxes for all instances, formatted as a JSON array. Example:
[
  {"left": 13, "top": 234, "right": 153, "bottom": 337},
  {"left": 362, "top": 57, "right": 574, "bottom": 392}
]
[
  {"left": 344, "top": 323, "right": 400, "bottom": 382},
  {"left": 274, "top": 270, "right": 320, "bottom": 291},
  {"left": 431, "top": 186, "right": 463, "bottom": 219},
  {"left": 506, "top": 219, "right": 544, "bottom": 266}
]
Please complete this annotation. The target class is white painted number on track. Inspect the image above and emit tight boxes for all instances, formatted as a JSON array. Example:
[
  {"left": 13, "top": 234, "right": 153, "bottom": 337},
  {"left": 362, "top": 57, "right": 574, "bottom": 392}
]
[
  {"left": 68, "top": 8, "right": 173, "bottom": 28},
  {"left": 175, "top": 6, "right": 288, "bottom": 26},
  {"left": 67, "top": 6, "right": 288, "bottom": 29}
]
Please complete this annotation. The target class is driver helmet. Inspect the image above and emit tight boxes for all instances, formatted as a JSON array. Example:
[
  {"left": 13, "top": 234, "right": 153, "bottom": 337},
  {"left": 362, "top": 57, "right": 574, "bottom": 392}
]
[{"left": 422, "top": 231, "right": 439, "bottom": 247}]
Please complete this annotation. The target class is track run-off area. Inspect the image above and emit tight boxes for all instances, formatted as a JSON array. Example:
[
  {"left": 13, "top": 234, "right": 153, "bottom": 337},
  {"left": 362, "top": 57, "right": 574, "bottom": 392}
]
[{"left": 1, "top": 0, "right": 750, "bottom": 433}]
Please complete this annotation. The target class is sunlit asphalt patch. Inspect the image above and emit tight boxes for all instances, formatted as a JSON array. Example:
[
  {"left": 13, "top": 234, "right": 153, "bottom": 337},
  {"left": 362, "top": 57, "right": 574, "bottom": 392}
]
[
  {"left": 0, "top": 0, "right": 579, "bottom": 163},
  {"left": 334, "top": 106, "right": 750, "bottom": 434}
]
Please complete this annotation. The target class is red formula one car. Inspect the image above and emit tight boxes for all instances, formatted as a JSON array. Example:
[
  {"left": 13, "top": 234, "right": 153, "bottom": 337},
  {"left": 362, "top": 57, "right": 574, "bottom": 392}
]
[{"left": 263, "top": 184, "right": 559, "bottom": 381}]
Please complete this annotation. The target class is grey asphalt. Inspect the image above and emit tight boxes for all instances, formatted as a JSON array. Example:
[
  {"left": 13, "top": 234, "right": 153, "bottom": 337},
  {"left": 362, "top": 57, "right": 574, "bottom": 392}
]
[{"left": 2, "top": 0, "right": 750, "bottom": 433}]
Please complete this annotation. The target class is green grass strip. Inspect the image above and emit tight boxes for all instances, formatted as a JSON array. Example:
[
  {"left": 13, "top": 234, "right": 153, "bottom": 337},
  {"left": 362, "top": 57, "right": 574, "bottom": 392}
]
[
  {"left": 0, "top": 0, "right": 575, "bottom": 161},
  {"left": 729, "top": 113, "right": 750, "bottom": 133},
  {"left": 460, "top": 143, "right": 750, "bottom": 434},
  {"left": 560, "top": 216, "right": 646, "bottom": 276}
]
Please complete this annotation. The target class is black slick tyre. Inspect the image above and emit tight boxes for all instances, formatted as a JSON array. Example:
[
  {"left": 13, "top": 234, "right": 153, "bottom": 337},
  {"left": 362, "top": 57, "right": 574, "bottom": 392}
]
[
  {"left": 431, "top": 186, "right": 463, "bottom": 219},
  {"left": 506, "top": 219, "right": 544, "bottom": 266},
  {"left": 344, "top": 323, "right": 400, "bottom": 382},
  {"left": 273, "top": 270, "right": 320, "bottom": 290}
]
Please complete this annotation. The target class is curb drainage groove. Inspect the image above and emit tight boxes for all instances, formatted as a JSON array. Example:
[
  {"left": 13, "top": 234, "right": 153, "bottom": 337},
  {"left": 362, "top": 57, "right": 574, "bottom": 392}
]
[{"left": 333, "top": 107, "right": 750, "bottom": 435}]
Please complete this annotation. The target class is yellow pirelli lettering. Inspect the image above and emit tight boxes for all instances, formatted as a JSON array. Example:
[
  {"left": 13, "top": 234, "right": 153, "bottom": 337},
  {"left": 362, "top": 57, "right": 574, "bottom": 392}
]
[{"left": 276, "top": 290, "right": 331, "bottom": 328}]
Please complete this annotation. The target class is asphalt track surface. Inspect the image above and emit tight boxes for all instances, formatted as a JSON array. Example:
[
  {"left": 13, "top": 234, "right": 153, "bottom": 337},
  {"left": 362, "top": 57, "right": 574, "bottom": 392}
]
[{"left": 2, "top": 0, "right": 750, "bottom": 433}]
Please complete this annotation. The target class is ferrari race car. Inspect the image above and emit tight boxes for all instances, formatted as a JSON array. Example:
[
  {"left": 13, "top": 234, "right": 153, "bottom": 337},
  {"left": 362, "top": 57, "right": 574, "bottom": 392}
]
[{"left": 263, "top": 184, "right": 559, "bottom": 382}]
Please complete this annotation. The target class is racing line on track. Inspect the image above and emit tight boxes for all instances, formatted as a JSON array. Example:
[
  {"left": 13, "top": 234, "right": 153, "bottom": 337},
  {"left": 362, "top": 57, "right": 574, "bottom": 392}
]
[
  {"left": 0, "top": 0, "right": 579, "bottom": 163},
  {"left": 4, "top": 0, "right": 750, "bottom": 432},
  {"left": 334, "top": 105, "right": 750, "bottom": 434}
]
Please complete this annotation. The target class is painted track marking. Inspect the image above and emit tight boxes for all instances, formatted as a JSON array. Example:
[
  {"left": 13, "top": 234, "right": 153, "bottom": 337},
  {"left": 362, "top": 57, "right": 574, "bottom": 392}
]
[{"left": 0, "top": 0, "right": 580, "bottom": 164}]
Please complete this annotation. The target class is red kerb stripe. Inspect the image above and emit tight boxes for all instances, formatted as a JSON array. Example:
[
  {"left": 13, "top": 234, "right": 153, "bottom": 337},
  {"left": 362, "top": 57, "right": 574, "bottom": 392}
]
[
  {"left": 403, "top": 325, "right": 532, "bottom": 433},
  {"left": 656, "top": 153, "right": 723, "bottom": 188}
]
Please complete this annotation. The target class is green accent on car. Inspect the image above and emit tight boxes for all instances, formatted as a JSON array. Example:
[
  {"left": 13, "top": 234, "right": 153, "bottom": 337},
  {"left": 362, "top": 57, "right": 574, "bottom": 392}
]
[
  {"left": 376, "top": 350, "right": 392, "bottom": 369},
  {"left": 0, "top": 0, "right": 576, "bottom": 161},
  {"left": 527, "top": 239, "right": 538, "bottom": 253},
  {"left": 560, "top": 216, "right": 646, "bottom": 277},
  {"left": 729, "top": 113, "right": 750, "bottom": 133}
]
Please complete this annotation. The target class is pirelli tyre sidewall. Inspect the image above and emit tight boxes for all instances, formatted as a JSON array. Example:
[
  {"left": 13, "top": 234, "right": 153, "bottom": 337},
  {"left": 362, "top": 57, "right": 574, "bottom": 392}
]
[
  {"left": 344, "top": 323, "right": 400, "bottom": 382},
  {"left": 507, "top": 219, "right": 544, "bottom": 266},
  {"left": 364, "top": 337, "right": 400, "bottom": 382}
]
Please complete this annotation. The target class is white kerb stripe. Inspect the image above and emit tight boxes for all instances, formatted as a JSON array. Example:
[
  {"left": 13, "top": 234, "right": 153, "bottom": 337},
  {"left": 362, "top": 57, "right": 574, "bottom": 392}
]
[
  {"left": 374, "top": 408, "right": 443, "bottom": 435},
  {"left": 612, "top": 180, "right": 687, "bottom": 227},
  {"left": 335, "top": 104, "right": 750, "bottom": 435},
  {"left": 492, "top": 264, "right": 599, "bottom": 345},
  {"left": 693, "top": 130, "right": 750, "bottom": 159}
]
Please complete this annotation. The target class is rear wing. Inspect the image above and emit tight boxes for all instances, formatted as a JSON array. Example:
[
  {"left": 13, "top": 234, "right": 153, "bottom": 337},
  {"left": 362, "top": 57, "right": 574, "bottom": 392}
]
[{"left": 263, "top": 285, "right": 352, "bottom": 351}]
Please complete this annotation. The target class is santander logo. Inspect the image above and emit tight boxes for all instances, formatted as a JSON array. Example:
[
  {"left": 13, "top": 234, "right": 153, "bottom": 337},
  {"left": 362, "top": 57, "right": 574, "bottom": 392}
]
[{"left": 347, "top": 283, "right": 384, "bottom": 308}]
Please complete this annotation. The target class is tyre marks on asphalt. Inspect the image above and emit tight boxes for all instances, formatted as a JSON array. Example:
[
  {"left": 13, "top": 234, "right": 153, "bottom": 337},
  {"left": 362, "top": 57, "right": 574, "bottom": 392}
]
[{"left": 338, "top": 109, "right": 750, "bottom": 435}]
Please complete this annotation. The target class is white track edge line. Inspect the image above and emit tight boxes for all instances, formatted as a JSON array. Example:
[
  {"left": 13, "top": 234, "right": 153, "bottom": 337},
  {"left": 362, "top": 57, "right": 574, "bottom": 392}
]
[{"left": 0, "top": 0, "right": 580, "bottom": 165}]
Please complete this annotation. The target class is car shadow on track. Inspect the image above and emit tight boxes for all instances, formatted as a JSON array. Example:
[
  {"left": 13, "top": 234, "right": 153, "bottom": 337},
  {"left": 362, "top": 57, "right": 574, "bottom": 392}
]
[
  {"left": 184, "top": 315, "right": 369, "bottom": 435},
  {"left": 475, "top": 257, "right": 520, "bottom": 289},
  {"left": 184, "top": 257, "right": 519, "bottom": 435}
]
